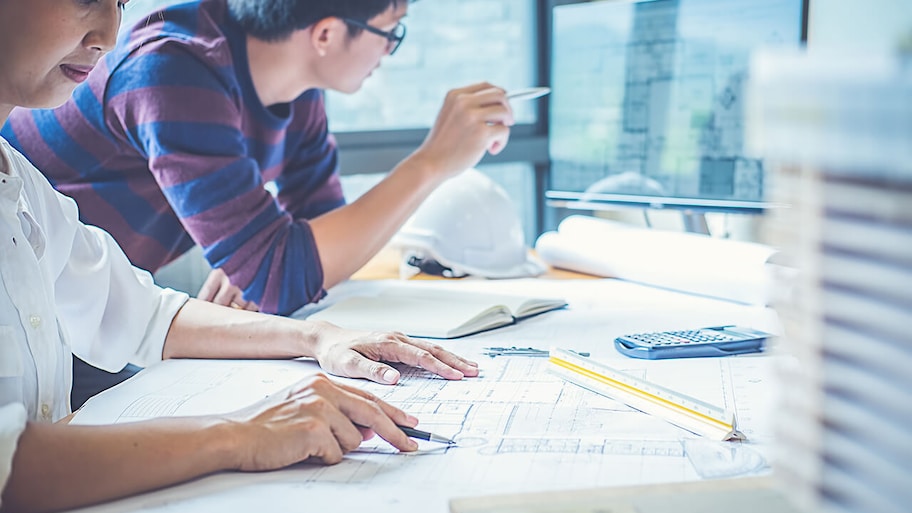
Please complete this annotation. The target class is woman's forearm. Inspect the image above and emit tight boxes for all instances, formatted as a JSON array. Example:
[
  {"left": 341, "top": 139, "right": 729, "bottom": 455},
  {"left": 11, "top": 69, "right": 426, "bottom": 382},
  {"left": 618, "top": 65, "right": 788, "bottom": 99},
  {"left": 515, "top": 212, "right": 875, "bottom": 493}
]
[
  {"left": 159, "top": 297, "right": 480, "bottom": 385},
  {"left": 2, "top": 418, "right": 238, "bottom": 513},
  {"left": 161, "top": 298, "right": 315, "bottom": 360}
]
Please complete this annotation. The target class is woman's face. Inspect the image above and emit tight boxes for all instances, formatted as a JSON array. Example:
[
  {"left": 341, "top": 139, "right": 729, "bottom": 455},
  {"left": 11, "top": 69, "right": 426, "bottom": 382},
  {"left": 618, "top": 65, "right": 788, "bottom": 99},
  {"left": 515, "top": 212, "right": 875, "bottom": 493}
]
[{"left": 0, "top": 0, "right": 124, "bottom": 118}]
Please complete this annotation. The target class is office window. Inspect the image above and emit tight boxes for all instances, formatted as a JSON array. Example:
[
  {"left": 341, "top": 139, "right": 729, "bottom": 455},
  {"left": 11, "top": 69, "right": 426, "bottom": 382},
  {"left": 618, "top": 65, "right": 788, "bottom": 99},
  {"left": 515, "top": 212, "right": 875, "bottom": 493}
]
[
  {"left": 480, "top": 163, "right": 537, "bottom": 245},
  {"left": 124, "top": 1, "right": 539, "bottom": 131},
  {"left": 326, "top": 0, "right": 539, "bottom": 131},
  {"left": 340, "top": 163, "right": 538, "bottom": 245},
  {"left": 121, "top": 0, "right": 543, "bottom": 244},
  {"left": 328, "top": 1, "right": 541, "bottom": 244}
]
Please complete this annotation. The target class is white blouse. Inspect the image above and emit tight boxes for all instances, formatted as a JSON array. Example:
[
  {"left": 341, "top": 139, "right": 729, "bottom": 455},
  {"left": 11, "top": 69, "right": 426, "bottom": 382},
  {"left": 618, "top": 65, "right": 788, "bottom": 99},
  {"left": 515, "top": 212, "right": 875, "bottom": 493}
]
[{"left": 0, "top": 137, "right": 188, "bottom": 499}]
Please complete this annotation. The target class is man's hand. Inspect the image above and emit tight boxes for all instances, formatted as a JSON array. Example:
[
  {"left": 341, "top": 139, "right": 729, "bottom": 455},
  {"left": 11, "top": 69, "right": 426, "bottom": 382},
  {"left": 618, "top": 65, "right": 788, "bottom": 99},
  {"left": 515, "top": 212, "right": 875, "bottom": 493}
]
[
  {"left": 226, "top": 374, "right": 420, "bottom": 469},
  {"left": 310, "top": 322, "right": 480, "bottom": 384},
  {"left": 410, "top": 82, "right": 514, "bottom": 180},
  {"left": 197, "top": 268, "right": 259, "bottom": 311}
]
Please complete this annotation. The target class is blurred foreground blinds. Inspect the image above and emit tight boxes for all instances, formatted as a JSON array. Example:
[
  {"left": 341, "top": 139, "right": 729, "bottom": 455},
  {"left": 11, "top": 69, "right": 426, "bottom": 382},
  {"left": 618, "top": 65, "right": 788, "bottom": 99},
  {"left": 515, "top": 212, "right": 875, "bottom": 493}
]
[{"left": 749, "top": 50, "right": 912, "bottom": 513}]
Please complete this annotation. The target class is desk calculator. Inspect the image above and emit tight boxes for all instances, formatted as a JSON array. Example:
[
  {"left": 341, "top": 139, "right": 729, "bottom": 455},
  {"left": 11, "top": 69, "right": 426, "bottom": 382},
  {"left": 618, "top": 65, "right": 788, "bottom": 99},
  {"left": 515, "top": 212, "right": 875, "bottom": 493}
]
[{"left": 614, "top": 325, "right": 770, "bottom": 360}]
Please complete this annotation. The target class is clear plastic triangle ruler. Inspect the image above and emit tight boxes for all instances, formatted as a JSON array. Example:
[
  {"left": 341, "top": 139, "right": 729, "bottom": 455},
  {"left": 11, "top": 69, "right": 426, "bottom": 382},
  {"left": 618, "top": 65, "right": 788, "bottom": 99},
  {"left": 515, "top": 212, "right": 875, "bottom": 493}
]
[{"left": 549, "top": 348, "right": 745, "bottom": 441}]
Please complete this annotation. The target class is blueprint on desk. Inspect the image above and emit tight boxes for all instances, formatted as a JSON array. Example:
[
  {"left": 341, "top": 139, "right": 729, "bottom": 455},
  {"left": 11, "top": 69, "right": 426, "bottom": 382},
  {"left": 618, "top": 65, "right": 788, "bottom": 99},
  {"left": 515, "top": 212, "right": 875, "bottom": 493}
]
[{"left": 70, "top": 279, "right": 780, "bottom": 513}]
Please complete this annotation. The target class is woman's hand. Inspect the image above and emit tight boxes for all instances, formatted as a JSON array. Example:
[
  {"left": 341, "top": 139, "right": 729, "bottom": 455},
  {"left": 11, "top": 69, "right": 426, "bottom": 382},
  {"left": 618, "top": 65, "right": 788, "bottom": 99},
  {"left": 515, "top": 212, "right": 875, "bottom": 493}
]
[
  {"left": 310, "top": 321, "right": 480, "bottom": 384},
  {"left": 226, "top": 374, "right": 420, "bottom": 469}
]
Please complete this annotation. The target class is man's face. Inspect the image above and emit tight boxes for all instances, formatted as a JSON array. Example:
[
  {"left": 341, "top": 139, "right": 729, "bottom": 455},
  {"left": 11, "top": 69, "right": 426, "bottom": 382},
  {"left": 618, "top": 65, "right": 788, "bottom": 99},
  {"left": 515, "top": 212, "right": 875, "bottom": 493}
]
[{"left": 318, "top": 2, "right": 409, "bottom": 94}]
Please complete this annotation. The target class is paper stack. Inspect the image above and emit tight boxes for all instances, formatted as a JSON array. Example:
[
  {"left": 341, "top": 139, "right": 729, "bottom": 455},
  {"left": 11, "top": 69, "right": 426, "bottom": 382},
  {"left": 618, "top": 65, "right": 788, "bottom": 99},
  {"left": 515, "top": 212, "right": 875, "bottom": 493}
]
[{"left": 749, "top": 50, "right": 912, "bottom": 513}]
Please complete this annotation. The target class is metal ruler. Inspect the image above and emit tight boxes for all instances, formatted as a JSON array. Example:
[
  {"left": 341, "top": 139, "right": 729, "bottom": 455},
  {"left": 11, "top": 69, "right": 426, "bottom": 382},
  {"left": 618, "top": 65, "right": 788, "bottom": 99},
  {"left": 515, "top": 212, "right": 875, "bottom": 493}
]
[{"left": 548, "top": 348, "right": 745, "bottom": 441}]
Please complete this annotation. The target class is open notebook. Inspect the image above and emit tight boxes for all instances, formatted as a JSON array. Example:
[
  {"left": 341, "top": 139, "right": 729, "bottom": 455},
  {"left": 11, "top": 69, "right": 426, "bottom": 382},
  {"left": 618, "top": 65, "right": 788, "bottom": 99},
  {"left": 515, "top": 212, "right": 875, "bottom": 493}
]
[{"left": 308, "top": 286, "right": 567, "bottom": 339}]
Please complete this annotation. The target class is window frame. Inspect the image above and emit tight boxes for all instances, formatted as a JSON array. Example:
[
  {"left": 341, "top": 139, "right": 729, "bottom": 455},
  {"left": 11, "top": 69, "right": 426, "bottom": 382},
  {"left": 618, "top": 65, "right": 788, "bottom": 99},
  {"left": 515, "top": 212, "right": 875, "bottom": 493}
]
[{"left": 334, "top": 0, "right": 553, "bottom": 235}]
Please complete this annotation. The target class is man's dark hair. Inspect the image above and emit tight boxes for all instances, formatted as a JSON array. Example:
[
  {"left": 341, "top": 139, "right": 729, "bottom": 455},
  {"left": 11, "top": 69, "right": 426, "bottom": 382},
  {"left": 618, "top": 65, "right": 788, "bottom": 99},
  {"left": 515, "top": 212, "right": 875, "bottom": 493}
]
[{"left": 227, "top": 0, "right": 409, "bottom": 42}]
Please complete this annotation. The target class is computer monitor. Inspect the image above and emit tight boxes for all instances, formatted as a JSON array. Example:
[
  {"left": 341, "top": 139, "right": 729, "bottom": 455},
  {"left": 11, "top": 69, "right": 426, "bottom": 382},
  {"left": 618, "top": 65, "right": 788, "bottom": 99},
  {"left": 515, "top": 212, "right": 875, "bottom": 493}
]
[
  {"left": 546, "top": 0, "right": 807, "bottom": 220},
  {"left": 808, "top": 0, "right": 912, "bottom": 53}
]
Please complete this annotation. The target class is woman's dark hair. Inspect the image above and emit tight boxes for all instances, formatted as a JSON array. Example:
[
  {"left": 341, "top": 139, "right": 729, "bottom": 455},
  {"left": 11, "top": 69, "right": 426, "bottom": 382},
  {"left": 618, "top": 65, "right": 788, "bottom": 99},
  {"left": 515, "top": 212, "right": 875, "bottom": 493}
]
[{"left": 227, "top": 0, "right": 409, "bottom": 42}]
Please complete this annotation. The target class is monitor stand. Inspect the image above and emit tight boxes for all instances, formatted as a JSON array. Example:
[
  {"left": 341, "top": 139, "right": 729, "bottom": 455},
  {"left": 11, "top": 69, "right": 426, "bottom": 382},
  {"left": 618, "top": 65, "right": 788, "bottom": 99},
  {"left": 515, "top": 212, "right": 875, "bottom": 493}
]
[{"left": 682, "top": 211, "right": 710, "bottom": 235}]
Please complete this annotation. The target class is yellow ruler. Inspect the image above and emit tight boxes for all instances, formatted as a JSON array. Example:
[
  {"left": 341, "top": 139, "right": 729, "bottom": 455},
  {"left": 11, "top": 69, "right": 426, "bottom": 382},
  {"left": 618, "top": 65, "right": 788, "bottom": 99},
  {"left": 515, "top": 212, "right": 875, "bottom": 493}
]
[{"left": 548, "top": 348, "right": 745, "bottom": 441}]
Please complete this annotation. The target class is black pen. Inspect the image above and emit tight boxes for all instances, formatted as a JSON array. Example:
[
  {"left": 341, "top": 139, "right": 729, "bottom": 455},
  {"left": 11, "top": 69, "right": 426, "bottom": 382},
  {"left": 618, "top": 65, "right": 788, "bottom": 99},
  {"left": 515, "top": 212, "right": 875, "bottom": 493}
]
[
  {"left": 356, "top": 423, "right": 457, "bottom": 445},
  {"left": 398, "top": 425, "right": 457, "bottom": 445}
]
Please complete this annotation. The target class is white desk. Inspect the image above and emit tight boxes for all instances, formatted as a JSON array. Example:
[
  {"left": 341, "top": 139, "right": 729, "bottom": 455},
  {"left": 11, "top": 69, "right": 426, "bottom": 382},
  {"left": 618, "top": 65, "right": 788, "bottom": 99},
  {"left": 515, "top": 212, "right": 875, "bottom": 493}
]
[{"left": 70, "top": 278, "right": 781, "bottom": 513}]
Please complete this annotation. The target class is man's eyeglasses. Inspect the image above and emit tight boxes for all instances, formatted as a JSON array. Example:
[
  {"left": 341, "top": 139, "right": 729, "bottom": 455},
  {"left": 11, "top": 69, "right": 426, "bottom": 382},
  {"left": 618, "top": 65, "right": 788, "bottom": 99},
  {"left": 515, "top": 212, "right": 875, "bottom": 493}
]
[{"left": 340, "top": 18, "right": 407, "bottom": 55}]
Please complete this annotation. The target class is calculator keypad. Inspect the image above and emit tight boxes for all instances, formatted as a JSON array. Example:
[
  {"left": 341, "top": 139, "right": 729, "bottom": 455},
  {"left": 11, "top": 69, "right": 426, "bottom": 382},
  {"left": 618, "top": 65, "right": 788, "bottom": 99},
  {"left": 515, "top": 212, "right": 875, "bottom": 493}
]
[
  {"left": 615, "top": 327, "right": 768, "bottom": 359},
  {"left": 627, "top": 330, "right": 739, "bottom": 346}
]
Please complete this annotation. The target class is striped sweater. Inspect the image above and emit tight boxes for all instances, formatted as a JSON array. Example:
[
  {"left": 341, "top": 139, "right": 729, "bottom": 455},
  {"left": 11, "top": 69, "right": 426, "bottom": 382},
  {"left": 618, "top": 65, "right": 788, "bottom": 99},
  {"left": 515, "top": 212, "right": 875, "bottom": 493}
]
[{"left": 2, "top": 0, "right": 344, "bottom": 315}]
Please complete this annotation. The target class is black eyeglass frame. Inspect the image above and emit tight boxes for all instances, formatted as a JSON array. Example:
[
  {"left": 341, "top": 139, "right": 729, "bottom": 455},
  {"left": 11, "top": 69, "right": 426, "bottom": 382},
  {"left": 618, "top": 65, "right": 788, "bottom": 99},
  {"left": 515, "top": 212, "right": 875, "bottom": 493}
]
[{"left": 340, "top": 17, "right": 407, "bottom": 55}]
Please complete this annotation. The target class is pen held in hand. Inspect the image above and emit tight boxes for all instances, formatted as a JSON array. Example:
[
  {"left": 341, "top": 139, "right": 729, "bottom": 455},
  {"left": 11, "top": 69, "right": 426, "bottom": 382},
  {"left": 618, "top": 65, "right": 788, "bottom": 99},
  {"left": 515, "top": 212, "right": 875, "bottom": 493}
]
[
  {"left": 398, "top": 425, "right": 458, "bottom": 445},
  {"left": 357, "top": 423, "right": 457, "bottom": 446},
  {"left": 506, "top": 87, "right": 551, "bottom": 101}
]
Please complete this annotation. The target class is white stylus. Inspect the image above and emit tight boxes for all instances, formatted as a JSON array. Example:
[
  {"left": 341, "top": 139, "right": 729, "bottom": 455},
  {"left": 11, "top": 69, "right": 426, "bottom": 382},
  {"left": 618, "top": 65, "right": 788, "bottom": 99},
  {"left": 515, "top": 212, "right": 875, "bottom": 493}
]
[{"left": 506, "top": 87, "right": 551, "bottom": 101}]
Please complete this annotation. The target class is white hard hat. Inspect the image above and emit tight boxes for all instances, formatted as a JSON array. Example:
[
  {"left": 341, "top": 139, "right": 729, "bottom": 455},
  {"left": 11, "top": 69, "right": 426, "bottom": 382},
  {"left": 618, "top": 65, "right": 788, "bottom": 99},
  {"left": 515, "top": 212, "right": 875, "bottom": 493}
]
[{"left": 392, "top": 168, "right": 546, "bottom": 279}]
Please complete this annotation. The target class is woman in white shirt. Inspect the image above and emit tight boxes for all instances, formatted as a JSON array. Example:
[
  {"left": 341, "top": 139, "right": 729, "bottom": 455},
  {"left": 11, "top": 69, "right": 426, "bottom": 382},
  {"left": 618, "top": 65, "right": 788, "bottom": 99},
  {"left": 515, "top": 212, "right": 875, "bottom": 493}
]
[{"left": 0, "top": 1, "right": 479, "bottom": 511}]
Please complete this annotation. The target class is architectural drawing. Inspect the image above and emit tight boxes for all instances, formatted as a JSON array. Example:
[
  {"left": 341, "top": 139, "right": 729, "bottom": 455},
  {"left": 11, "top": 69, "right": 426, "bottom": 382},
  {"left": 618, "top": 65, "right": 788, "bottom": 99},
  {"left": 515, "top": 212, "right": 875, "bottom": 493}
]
[{"left": 71, "top": 279, "right": 779, "bottom": 513}]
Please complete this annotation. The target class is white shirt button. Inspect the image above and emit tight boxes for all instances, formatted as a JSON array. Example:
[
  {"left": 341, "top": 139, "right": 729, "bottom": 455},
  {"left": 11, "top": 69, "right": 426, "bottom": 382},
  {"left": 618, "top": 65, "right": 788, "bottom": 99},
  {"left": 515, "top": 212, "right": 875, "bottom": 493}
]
[{"left": 29, "top": 315, "right": 41, "bottom": 329}]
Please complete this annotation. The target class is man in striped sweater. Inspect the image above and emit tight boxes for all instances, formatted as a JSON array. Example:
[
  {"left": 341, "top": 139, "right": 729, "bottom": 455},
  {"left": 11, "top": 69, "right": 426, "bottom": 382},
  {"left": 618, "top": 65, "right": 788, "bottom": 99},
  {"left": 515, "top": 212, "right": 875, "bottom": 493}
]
[{"left": 2, "top": 0, "right": 513, "bottom": 401}]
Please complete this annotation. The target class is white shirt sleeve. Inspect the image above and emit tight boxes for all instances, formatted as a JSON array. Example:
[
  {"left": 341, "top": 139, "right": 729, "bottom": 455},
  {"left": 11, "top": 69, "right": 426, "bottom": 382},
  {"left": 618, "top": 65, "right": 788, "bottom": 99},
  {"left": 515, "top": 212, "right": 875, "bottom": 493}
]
[
  {"left": 17, "top": 154, "right": 189, "bottom": 371},
  {"left": 56, "top": 222, "right": 189, "bottom": 370},
  {"left": 0, "top": 403, "right": 27, "bottom": 506}
]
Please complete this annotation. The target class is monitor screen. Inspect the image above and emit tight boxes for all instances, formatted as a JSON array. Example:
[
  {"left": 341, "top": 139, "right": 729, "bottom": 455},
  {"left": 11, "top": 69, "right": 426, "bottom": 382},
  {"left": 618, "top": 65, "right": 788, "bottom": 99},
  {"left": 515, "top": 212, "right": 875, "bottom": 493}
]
[
  {"left": 547, "top": 0, "right": 806, "bottom": 213},
  {"left": 808, "top": 0, "right": 912, "bottom": 52}
]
